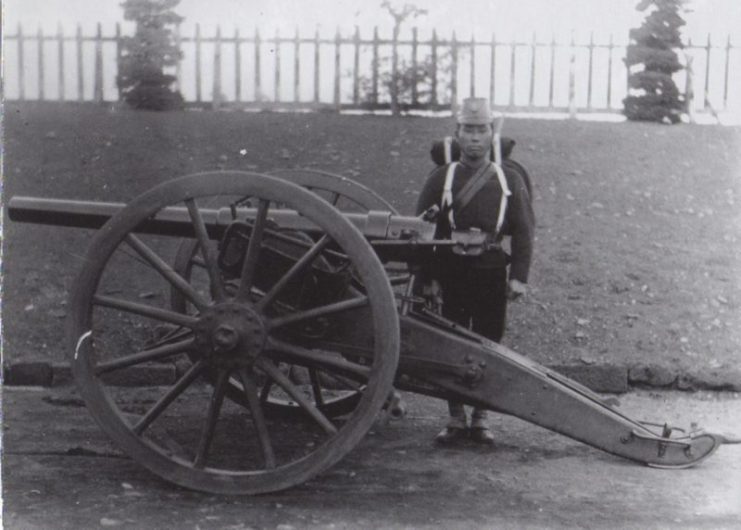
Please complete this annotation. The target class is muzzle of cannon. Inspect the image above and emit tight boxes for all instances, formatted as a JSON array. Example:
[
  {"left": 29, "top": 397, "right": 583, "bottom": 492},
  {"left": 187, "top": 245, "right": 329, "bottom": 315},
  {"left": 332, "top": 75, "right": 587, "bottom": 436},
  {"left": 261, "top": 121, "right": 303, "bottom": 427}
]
[{"left": 7, "top": 169, "right": 739, "bottom": 495}]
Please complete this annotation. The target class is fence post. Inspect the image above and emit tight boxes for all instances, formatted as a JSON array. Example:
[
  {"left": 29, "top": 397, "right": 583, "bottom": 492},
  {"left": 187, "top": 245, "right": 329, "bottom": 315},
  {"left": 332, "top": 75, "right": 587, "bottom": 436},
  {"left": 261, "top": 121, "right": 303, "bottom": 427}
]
[
  {"left": 353, "top": 26, "right": 360, "bottom": 105},
  {"left": 548, "top": 33, "right": 555, "bottom": 108},
  {"left": 489, "top": 33, "right": 496, "bottom": 106},
  {"left": 685, "top": 52, "right": 695, "bottom": 123},
  {"left": 333, "top": 28, "right": 341, "bottom": 110},
  {"left": 116, "top": 22, "right": 123, "bottom": 100},
  {"left": 723, "top": 35, "right": 731, "bottom": 109},
  {"left": 372, "top": 26, "right": 379, "bottom": 106},
  {"left": 703, "top": 33, "right": 711, "bottom": 110},
  {"left": 254, "top": 27, "right": 261, "bottom": 102},
  {"left": 94, "top": 23, "right": 104, "bottom": 103},
  {"left": 508, "top": 37, "right": 516, "bottom": 108},
  {"left": 568, "top": 31, "right": 576, "bottom": 119},
  {"left": 451, "top": 31, "right": 458, "bottom": 110},
  {"left": 587, "top": 31, "right": 594, "bottom": 110},
  {"left": 58, "top": 23, "right": 65, "bottom": 101},
  {"left": 18, "top": 23, "right": 25, "bottom": 101},
  {"left": 76, "top": 24, "right": 84, "bottom": 101},
  {"left": 38, "top": 27, "right": 45, "bottom": 101},
  {"left": 606, "top": 33, "right": 614, "bottom": 109},
  {"left": 431, "top": 30, "right": 438, "bottom": 106},
  {"left": 469, "top": 34, "right": 475, "bottom": 98},
  {"left": 195, "top": 24, "right": 202, "bottom": 102},
  {"left": 274, "top": 29, "right": 281, "bottom": 103},
  {"left": 411, "top": 27, "right": 418, "bottom": 105},
  {"left": 235, "top": 28, "right": 242, "bottom": 103},
  {"left": 295, "top": 27, "right": 301, "bottom": 103},
  {"left": 213, "top": 26, "right": 223, "bottom": 108},
  {"left": 313, "top": 27, "right": 320, "bottom": 104},
  {"left": 529, "top": 32, "right": 536, "bottom": 107}
]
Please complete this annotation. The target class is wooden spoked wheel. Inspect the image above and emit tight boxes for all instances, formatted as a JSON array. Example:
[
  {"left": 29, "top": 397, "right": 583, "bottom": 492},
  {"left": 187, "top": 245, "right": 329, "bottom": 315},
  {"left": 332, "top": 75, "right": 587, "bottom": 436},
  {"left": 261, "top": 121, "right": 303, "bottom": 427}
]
[
  {"left": 170, "top": 169, "right": 407, "bottom": 419},
  {"left": 69, "top": 171, "right": 400, "bottom": 494}
]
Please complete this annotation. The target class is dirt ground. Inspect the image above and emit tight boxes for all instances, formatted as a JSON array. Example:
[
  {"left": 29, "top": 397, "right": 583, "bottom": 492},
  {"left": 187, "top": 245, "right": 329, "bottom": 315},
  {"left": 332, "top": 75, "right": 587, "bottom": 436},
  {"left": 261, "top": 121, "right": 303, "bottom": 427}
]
[
  {"left": 3, "top": 386, "right": 740, "bottom": 529},
  {"left": 3, "top": 102, "right": 740, "bottom": 374}
]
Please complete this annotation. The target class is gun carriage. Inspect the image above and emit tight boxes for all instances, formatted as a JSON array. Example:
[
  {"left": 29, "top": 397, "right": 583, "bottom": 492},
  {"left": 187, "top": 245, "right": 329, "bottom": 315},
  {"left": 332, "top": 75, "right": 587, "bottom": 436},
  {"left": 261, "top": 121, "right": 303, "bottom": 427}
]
[{"left": 8, "top": 168, "right": 739, "bottom": 495}]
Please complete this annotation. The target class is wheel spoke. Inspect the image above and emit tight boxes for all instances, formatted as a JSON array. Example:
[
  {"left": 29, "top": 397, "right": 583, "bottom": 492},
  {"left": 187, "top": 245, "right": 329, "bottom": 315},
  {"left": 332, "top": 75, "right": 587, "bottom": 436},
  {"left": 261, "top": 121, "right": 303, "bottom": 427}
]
[
  {"left": 257, "top": 234, "right": 331, "bottom": 311},
  {"left": 236, "top": 199, "right": 270, "bottom": 301},
  {"left": 267, "top": 296, "right": 369, "bottom": 330},
  {"left": 133, "top": 359, "right": 207, "bottom": 435},
  {"left": 267, "top": 337, "right": 371, "bottom": 381},
  {"left": 257, "top": 359, "right": 338, "bottom": 435},
  {"left": 309, "top": 369, "right": 326, "bottom": 409},
  {"left": 237, "top": 368, "right": 276, "bottom": 469},
  {"left": 185, "top": 198, "right": 226, "bottom": 302},
  {"left": 93, "top": 295, "right": 199, "bottom": 328},
  {"left": 125, "top": 234, "right": 209, "bottom": 311},
  {"left": 193, "top": 368, "right": 230, "bottom": 469},
  {"left": 95, "top": 337, "right": 195, "bottom": 375}
]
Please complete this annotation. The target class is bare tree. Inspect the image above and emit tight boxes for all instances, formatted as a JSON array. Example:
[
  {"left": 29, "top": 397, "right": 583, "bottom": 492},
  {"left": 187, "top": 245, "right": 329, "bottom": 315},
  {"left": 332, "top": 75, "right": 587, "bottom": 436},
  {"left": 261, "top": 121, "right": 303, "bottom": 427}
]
[{"left": 381, "top": 1, "right": 427, "bottom": 116}]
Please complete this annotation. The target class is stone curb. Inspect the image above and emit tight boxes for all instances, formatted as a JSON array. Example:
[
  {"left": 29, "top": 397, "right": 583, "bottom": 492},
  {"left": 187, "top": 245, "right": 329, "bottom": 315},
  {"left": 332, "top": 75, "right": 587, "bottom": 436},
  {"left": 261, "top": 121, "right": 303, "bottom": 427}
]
[{"left": 3, "top": 360, "right": 741, "bottom": 393}]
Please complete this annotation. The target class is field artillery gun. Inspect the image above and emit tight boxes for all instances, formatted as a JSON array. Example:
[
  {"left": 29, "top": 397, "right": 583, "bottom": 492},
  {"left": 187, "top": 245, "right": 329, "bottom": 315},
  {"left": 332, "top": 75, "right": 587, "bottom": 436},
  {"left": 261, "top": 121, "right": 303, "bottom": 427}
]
[{"left": 8, "top": 169, "right": 739, "bottom": 495}]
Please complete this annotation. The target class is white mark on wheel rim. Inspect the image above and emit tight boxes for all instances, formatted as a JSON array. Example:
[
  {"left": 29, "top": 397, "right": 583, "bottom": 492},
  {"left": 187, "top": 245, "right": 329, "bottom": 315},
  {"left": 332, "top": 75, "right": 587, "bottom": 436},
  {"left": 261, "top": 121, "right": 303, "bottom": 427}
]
[{"left": 75, "top": 330, "right": 92, "bottom": 360}]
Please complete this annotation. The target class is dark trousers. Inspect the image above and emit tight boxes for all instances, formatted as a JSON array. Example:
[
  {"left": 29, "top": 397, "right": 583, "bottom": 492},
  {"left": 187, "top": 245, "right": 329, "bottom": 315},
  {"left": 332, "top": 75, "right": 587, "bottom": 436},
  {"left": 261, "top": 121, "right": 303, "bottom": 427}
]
[
  {"left": 438, "top": 264, "right": 508, "bottom": 428},
  {"left": 440, "top": 265, "right": 508, "bottom": 343}
]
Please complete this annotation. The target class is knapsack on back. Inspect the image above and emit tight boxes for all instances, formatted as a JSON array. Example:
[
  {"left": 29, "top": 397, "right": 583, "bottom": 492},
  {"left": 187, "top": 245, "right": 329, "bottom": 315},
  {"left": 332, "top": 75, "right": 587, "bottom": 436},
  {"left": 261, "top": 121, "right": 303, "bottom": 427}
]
[{"left": 429, "top": 136, "right": 533, "bottom": 199}]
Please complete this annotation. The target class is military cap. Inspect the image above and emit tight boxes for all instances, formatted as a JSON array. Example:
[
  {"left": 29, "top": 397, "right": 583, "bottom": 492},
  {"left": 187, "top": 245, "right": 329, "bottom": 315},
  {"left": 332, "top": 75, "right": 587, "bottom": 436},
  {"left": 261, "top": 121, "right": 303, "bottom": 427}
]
[{"left": 456, "top": 97, "right": 494, "bottom": 125}]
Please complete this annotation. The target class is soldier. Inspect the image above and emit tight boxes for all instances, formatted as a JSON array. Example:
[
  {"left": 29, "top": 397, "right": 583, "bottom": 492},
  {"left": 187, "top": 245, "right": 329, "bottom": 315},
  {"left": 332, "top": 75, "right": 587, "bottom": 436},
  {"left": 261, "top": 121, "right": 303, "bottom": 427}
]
[{"left": 416, "top": 97, "right": 535, "bottom": 445}]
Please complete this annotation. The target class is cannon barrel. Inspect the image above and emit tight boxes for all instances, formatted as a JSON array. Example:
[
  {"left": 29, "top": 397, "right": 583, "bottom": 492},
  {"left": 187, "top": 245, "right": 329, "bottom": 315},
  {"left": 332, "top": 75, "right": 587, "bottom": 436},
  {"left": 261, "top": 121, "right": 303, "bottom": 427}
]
[{"left": 8, "top": 195, "right": 437, "bottom": 243}]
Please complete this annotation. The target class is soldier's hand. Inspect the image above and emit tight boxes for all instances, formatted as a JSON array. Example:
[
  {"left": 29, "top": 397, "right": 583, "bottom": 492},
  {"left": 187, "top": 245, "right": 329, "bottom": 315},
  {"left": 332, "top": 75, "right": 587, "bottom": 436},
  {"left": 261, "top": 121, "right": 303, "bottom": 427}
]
[
  {"left": 507, "top": 279, "right": 527, "bottom": 300},
  {"left": 422, "top": 280, "right": 443, "bottom": 313}
]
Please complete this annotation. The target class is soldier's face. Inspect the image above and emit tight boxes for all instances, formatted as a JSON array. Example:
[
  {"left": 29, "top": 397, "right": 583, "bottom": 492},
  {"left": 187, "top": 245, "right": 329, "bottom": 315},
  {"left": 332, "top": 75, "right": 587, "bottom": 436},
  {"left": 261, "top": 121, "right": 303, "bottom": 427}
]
[{"left": 456, "top": 123, "right": 493, "bottom": 160}]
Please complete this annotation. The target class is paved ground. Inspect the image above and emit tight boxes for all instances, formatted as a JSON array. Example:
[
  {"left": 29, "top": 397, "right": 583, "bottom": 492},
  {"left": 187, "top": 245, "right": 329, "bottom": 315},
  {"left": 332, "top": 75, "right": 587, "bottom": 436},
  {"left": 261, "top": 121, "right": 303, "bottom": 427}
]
[{"left": 3, "top": 386, "right": 740, "bottom": 529}]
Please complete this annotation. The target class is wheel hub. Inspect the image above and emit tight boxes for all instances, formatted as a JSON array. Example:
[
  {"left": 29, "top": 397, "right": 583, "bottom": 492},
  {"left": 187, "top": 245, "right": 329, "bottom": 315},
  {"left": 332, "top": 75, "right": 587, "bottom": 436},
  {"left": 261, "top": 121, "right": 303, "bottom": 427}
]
[{"left": 194, "top": 302, "right": 267, "bottom": 366}]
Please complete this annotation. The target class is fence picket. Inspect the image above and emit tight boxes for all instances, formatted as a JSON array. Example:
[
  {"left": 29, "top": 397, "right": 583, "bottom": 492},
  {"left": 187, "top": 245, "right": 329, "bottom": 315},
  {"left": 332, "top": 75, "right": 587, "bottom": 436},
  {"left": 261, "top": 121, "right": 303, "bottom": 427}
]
[
  {"left": 451, "top": 32, "right": 458, "bottom": 108},
  {"left": 568, "top": 32, "right": 576, "bottom": 118},
  {"left": 94, "top": 23, "right": 103, "bottom": 103},
  {"left": 18, "top": 23, "right": 25, "bottom": 101},
  {"left": 274, "top": 29, "right": 281, "bottom": 102},
  {"left": 353, "top": 26, "right": 360, "bottom": 105},
  {"left": 334, "top": 28, "right": 341, "bottom": 108},
  {"left": 213, "top": 26, "right": 222, "bottom": 108},
  {"left": 489, "top": 33, "right": 496, "bottom": 106},
  {"left": 58, "top": 23, "right": 65, "bottom": 101},
  {"left": 76, "top": 24, "right": 83, "bottom": 101},
  {"left": 235, "top": 28, "right": 241, "bottom": 102},
  {"left": 723, "top": 35, "right": 731, "bottom": 109},
  {"left": 116, "top": 23, "right": 123, "bottom": 99},
  {"left": 548, "top": 34, "right": 555, "bottom": 107},
  {"left": 529, "top": 32, "right": 536, "bottom": 107},
  {"left": 314, "top": 28, "right": 320, "bottom": 103},
  {"left": 295, "top": 28, "right": 301, "bottom": 103},
  {"left": 38, "top": 27, "right": 45, "bottom": 100},
  {"left": 607, "top": 34, "right": 614, "bottom": 108},
  {"left": 704, "top": 33, "right": 711, "bottom": 109},
  {"left": 587, "top": 32, "right": 594, "bottom": 110},
  {"left": 372, "top": 27, "right": 379, "bottom": 105},
  {"left": 412, "top": 27, "right": 418, "bottom": 105},
  {"left": 469, "top": 34, "right": 475, "bottom": 98},
  {"left": 195, "top": 24, "right": 202, "bottom": 102},
  {"left": 508, "top": 37, "right": 516, "bottom": 107},
  {"left": 431, "top": 30, "right": 438, "bottom": 106},
  {"left": 254, "top": 28, "right": 261, "bottom": 102}
]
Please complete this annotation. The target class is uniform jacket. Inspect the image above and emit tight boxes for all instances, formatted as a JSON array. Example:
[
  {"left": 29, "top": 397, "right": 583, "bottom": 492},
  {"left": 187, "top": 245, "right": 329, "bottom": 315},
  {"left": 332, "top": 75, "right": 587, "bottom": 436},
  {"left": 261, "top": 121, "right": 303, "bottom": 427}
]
[{"left": 415, "top": 160, "right": 535, "bottom": 283}]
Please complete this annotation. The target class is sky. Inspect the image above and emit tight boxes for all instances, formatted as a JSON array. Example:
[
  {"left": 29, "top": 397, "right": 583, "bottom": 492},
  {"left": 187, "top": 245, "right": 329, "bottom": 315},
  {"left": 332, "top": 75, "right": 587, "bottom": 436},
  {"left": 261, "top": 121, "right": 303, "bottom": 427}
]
[{"left": 4, "top": 0, "right": 740, "bottom": 42}]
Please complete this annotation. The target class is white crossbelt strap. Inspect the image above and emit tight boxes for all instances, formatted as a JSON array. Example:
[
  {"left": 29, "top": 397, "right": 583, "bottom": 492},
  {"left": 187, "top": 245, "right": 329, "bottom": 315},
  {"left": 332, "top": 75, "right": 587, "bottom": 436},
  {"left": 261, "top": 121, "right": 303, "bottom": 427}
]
[
  {"left": 441, "top": 162, "right": 458, "bottom": 228},
  {"left": 443, "top": 136, "right": 454, "bottom": 164},
  {"left": 492, "top": 162, "right": 512, "bottom": 236},
  {"left": 441, "top": 161, "right": 512, "bottom": 236}
]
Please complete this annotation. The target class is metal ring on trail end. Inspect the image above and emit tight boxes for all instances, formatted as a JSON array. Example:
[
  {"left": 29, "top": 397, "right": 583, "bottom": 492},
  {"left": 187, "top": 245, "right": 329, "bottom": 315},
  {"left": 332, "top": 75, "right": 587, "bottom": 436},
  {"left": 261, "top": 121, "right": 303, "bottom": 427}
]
[{"left": 68, "top": 171, "right": 400, "bottom": 495}]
